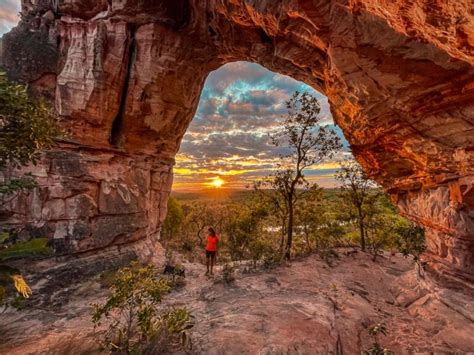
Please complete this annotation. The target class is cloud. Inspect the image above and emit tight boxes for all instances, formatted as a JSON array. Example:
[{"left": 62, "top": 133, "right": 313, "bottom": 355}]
[
  {"left": 0, "top": 0, "right": 20, "bottom": 36},
  {"left": 174, "top": 61, "right": 351, "bottom": 190}
]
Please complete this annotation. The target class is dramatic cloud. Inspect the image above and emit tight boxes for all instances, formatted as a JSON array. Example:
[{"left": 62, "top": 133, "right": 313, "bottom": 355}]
[
  {"left": 173, "top": 61, "right": 351, "bottom": 191},
  {"left": 0, "top": 0, "right": 20, "bottom": 35}
]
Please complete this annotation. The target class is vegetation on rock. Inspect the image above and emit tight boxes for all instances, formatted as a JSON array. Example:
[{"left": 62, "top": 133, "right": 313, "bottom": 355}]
[
  {"left": 365, "top": 323, "right": 393, "bottom": 355},
  {"left": 395, "top": 223, "right": 427, "bottom": 277},
  {"left": 91, "top": 261, "right": 193, "bottom": 354},
  {"left": 0, "top": 71, "right": 60, "bottom": 306},
  {"left": 0, "top": 72, "right": 60, "bottom": 193}
]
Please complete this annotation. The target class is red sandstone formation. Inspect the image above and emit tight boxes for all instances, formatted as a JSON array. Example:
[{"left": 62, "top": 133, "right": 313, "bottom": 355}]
[
  {"left": 2, "top": 253, "right": 474, "bottom": 353},
  {"left": 1, "top": 1, "right": 473, "bottom": 285}
]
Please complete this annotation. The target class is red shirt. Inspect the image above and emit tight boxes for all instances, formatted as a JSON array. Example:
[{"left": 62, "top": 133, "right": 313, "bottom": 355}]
[{"left": 205, "top": 235, "right": 218, "bottom": 251}]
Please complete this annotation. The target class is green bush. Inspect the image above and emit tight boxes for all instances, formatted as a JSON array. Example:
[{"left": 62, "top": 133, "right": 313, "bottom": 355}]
[
  {"left": 0, "top": 238, "right": 53, "bottom": 261},
  {"left": 0, "top": 71, "right": 60, "bottom": 304},
  {"left": 161, "top": 197, "right": 184, "bottom": 241},
  {"left": 0, "top": 72, "right": 60, "bottom": 170},
  {"left": 365, "top": 214, "right": 399, "bottom": 261},
  {"left": 91, "top": 262, "right": 193, "bottom": 354},
  {"left": 395, "top": 222, "right": 426, "bottom": 277}
]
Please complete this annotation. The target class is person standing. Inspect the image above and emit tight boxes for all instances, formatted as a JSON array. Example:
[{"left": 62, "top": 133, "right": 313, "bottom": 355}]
[{"left": 205, "top": 227, "right": 218, "bottom": 275}]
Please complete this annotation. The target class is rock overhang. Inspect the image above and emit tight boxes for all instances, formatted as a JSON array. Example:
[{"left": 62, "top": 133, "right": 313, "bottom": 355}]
[{"left": 0, "top": 0, "right": 473, "bottom": 285}]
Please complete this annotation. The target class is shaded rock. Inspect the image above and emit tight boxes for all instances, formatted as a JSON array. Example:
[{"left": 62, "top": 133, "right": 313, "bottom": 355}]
[
  {"left": 91, "top": 213, "right": 147, "bottom": 248},
  {"left": 98, "top": 181, "right": 140, "bottom": 214}
]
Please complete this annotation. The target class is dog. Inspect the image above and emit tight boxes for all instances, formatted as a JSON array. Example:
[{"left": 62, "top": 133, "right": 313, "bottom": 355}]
[{"left": 163, "top": 264, "right": 185, "bottom": 281}]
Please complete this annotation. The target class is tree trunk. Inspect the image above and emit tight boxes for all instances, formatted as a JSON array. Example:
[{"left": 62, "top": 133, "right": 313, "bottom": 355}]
[
  {"left": 359, "top": 220, "right": 365, "bottom": 251},
  {"left": 285, "top": 203, "right": 294, "bottom": 260},
  {"left": 197, "top": 226, "right": 204, "bottom": 247},
  {"left": 304, "top": 225, "right": 312, "bottom": 254},
  {"left": 357, "top": 206, "right": 366, "bottom": 251},
  {"left": 279, "top": 219, "right": 286, "bottom": 253}
]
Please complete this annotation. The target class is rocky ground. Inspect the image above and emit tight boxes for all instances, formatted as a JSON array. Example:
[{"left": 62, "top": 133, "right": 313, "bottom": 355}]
[{"left": 1, "top": 250, "right": 473, "bottom": 354}]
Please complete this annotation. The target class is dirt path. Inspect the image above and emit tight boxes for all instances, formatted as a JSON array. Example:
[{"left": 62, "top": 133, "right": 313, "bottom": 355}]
[{"left": 1, "top": 251, "right": 473, "bottom": 354}]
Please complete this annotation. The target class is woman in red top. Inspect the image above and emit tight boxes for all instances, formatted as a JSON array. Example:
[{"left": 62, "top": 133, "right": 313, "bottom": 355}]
[{"left": 205, "top": 227, "right": 218, "bottom": 275}]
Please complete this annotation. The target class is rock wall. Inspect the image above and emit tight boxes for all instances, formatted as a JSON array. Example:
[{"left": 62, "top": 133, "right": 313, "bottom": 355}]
[{"left": 1, "top": 0, "right": 473, "bottom": 284}]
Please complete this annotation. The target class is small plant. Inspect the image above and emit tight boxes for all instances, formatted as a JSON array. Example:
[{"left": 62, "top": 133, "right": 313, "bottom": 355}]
[
  {"left": 0, "top": 264, "right": 32, "bottom": 309},
  {"left": 161, "top": 308, "right": 194, "bottom": 348},
  {"left": 0, "top": 237, "right": 53, "bottom": 261},
  {"left": 10, "top": 294, "right": 26, "bottom": 310},
  {"left": 98, "top": 269, "right": 118, "bottom": 289},
  {"left": 142, "top": 308, "right": 194, "bottom": 353},
  {"left": 365, "top": 323, "right": 393, "bottom": 355},
  {"left": 91, "top": 261, "right": 192, "bottom": 354}
]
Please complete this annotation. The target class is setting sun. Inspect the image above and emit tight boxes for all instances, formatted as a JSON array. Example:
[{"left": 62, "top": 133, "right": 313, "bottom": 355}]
[{"left": 208, "top": 177, "right": 224, "bottom": 188}]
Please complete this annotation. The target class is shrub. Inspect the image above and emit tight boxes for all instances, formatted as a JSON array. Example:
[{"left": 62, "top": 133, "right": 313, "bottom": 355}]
[
  {"left": 0, "top": 237, "right": 53, "bottom": 261},
  {"left": 0, "top": 71, "right": 60, "bottom": 195},
  {"left": 0, "top": 71, "right": 60, "bottom": 306},
  {"left": 365, "top": 214, "right": 398, "bottom": 262},
  {"left": 364, "top": 323, "right": 393, "bottom": 355},
  {"left": 161, "top": 197, "right": 184, "bottom": 241},
  {"left": 144, "top": 308, "right": 194, "bottom": 353},
  {"left": 248, "top": 237, "right": 279, "bottom": 267},
  {"left": 315, "top": 222, "right": 345, "bottom": 265},
  {"left": 91, "top": 262, "right": 192, "bottom": 354},
  {"left": 395, "top": 222, "right": 426, "bottom": 277},
  {"left": 0, "top": 264, "right": 32, "bottom": 308}
]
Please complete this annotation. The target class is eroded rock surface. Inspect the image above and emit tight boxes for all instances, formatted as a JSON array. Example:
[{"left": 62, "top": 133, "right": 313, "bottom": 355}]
[
  {"left": 1, "top": 0, "right": 473, "bottom": 283},
  {"left": 1, "top": 252, "right": 473, "bottom": 354}
]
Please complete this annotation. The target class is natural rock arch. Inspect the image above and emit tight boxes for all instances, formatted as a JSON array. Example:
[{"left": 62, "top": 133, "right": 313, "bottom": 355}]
[{"left": 1, "top": 0, "right": 473, "bottom": 285}]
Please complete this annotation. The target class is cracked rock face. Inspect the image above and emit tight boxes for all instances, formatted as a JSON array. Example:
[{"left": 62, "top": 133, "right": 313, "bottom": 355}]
[{"left": 1, "top": 0, "right": 473, "bottom": 284}]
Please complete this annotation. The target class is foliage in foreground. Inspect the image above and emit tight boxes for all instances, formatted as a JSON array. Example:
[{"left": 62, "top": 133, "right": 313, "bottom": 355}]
[
  {"left": 0, "top": 71, "right": 60, "bottom": 305},
  {"left": 0, "top": 237, "right": 53, "bottom": 261},
  {"left": 91, "top": 262, "right": 193, "bottom": 354},
  {"left": 0, "top": 70, "right": 60, "bottom": 206},
  {"left": 0, "top": 72, "right": 60, "bottom": 172}
]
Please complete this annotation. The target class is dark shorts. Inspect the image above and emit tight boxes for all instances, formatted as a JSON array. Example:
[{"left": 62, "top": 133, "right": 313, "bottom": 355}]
[{"left": 206, "top": 250, "right": 216, "bottom": 258}]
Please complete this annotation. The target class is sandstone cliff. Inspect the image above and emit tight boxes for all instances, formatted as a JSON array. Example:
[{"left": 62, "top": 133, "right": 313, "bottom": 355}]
[{"left": 1, "top": 0, "right": 473, "bottom": 285}]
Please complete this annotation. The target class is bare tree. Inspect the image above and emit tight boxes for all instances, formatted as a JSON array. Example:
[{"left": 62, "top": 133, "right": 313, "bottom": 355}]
[
  {"left": 255, "top": 91, "right": 342, "bottom": 260},
  {"left": 183, "top": 201, "right": 227, "bottom": 247}
]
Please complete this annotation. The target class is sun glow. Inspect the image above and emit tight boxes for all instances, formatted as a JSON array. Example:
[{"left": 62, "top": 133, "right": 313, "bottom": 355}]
[{"left": 208, "top": 177, "right": 225, "bottom": 188}]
